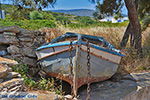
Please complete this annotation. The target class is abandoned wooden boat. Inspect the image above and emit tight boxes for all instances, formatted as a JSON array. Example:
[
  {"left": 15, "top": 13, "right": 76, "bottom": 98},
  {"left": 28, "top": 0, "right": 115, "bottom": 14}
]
[{"left": 36, "top": 32, "right": 125, "bottom": 94}]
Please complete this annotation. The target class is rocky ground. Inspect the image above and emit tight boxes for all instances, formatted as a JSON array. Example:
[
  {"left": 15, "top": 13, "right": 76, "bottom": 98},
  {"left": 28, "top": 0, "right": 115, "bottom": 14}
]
[
  {"left": 78, "top": 72, "right": 150, "bottom": 100},
  {"left": 0, "top": 57, "right": 60, "bottom": 100},
  {"left": 0, "top": 57, "right": 24, "bottom": 95}
]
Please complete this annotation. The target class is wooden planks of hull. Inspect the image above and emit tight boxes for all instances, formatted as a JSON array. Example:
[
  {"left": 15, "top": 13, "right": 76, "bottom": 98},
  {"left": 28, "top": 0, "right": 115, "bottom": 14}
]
[{"left": 37, "top": 45, "right": 121, "bottom": 90}]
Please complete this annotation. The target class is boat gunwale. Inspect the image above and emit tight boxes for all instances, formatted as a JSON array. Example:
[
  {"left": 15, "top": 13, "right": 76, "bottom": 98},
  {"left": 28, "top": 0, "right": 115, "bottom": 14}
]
[
  {"left": 80, "top": 48, "right": 120, "bottom": 64},
  {"left": 37, "top": 47, "right": 76, "bottom": 61},
  {"left": 36, "top": 41, "right": 125, "bottom": 57},
  {"left": 37, "top": 45, "right": 121, "bottom": 64}
]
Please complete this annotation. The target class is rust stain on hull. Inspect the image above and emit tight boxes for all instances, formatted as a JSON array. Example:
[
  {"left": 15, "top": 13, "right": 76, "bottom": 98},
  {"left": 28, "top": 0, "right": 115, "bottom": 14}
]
[{"left": 47, "top": 72, "right": 110, "bottom": 91}]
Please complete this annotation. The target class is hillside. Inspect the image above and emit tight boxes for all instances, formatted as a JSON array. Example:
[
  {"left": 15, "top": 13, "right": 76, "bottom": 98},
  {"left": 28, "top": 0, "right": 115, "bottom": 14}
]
[
  {"left": 0, "top": 4, "right": 128, "bottom": 30},
  {"left": 50, "top": 9, "right": 95, "bottom": 17}
]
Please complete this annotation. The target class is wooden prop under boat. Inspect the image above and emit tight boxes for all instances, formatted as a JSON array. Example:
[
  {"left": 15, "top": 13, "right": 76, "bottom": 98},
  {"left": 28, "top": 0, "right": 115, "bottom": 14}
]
[{"left": 36, "top": 32, "right": 125, "bottom": 95}]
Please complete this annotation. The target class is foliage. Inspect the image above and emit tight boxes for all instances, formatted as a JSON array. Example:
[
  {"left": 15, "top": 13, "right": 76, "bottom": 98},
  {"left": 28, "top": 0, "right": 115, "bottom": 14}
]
[
  {"left": 138, "top": 0, "right": 150, "bottom": 19},
  {"left": 9, "top": 7, "right": 31, "bottom": 20},
  {"left": 0, "top": 15, "right": 56, "bottom": 30},
  {"left": 75, "top": 16, "right": 96, "bottom": 25},
  {"left": 41, "top": 11, "right": 56, "bottom": 21},
  {"left": 0, "top": 4, "right": 128, "bottom": 30},
  {"left": 93, "top": 0, "right": 124, "bottom": 19},
  {"left": 12, "top": 64, "right": 29, "bottom": 75},
  {"left": 142, "top": 16, "right": 150, "bottom": 31},
  {"left": 29, "top": 11, "right": 43, "bottom": 20},
  {"left": 11, "top": 64, "right": 62, "bottom": 94},
  {"left": 55, "top": 16, "right": 71, "bottom": 25},
  {"left": 66, "top": 21, "right": 128, "bottom": 28},
  {"left": 12, "top": 0, "right": 56, "bottom": 10},
  {"left": 0, "top": 15, "right": 128, "bottom": 30}
]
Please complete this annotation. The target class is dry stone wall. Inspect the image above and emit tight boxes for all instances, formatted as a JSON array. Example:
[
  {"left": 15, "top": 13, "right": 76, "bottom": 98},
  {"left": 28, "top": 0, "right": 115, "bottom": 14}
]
[
  {"left": 0, "top": 57, "right": 24, "bottom": 94},
  {"left": 0, "top": 26, "right": 46, "bottom": 66}
]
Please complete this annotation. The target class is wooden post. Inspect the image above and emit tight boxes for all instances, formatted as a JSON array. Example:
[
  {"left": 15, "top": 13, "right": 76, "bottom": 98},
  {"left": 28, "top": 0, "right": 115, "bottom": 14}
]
[{"left": 73, "top": 45, "right": 80, "bottom": 97}]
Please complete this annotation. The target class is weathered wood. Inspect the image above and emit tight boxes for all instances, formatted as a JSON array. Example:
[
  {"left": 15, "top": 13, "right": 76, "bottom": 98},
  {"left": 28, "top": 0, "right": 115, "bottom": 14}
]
[
  {"left": 38, "top": 47, "right": 75, "bottom": 60},
  {"left": 37, "top": 45, "right": 121, "bottom": 95}
]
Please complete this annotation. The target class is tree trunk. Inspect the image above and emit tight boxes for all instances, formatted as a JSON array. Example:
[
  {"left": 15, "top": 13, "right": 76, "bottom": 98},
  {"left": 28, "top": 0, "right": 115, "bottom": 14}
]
[
  {"left": 120, "top": 23, "right": 132, "bottom": 48},
  {"left": 121, "top": 0, "right": 142, "bottom": 55}
]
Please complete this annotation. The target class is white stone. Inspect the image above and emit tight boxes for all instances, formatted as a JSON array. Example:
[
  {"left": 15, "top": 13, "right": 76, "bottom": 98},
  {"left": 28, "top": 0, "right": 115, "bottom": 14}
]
[{"left": 6, "top": 72, "right": 20, "bottom": 79}]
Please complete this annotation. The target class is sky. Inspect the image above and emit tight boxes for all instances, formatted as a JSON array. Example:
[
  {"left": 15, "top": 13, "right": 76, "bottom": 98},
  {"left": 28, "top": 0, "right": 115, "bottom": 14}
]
[
  {"left": 1, "top": 0, "right": 128, "bottom": 15},
  {"left": 50, "top": 0, "right": 96, "bottom": 10}
]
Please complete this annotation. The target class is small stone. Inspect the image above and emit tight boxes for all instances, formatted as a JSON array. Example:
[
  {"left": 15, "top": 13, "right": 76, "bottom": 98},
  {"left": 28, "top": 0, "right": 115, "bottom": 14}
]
[
  {"left": 19, "top": 37, "right": 33, "bottom": 42},
  {"left": 7, "top": 67, "right": 12, "bottom": 72},
  {"left": 22, "top": 47, "right": 36, "bottom": 58},
  {"left": 38, "top": 70, "right": 47, "bottom": 78},
  {"left": 73, "top": 97, "right": 78, "bottom": 100},
  {"left": 0, "top": 64, "right": 8, "bottom": 79},
  {"left": 6, "top": 72, "right": 21, "bottom": 79},
  {"left": 0, "top": 78, "right": 24, "bottom": 91},
  {"left": 0, "top": 79, "right": 4, "bottom": 83},
  {"left": 7, "top": 45, "right": 20, "bottom": 54},
  {"left": 22, "top": 42, "right": 34, "bottom": 47},
  {"left": 64, "top": 95, "right": 73, "bottom": 100},
  {"left": 22, "top": 57, "right": 36, "bottom": 66},
  {"left": 8, "top": 85, "right": 22, "bottom": 92},
  {"left": 3, "top": 32, "right": 16, "bottom": 36},
  {"left": 0, "top": 34, "right": 18, "bottom": 45},
  {"left": 0, "top": 57, "right": 18, "bottom": 65},
  {"left": 0, "top": 50, "right": 7, "bottom": 56}
]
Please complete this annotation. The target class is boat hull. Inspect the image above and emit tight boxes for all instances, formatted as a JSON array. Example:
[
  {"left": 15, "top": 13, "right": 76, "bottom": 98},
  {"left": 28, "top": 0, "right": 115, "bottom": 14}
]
[{"left": 36, "top": 45, "right": 122, "bottom": 91}]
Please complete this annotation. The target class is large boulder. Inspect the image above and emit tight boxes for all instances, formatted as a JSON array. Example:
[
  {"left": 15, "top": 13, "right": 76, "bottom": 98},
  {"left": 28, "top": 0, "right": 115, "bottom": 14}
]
[{"left": 78, "top": 72, "right": 150, "bottom": 100}]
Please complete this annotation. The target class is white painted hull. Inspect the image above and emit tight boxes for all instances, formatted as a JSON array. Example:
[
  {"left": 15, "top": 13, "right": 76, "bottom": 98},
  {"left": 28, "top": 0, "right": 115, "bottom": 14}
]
[{"left": 36, "top": 45, "right": 122, "bottom": 89}]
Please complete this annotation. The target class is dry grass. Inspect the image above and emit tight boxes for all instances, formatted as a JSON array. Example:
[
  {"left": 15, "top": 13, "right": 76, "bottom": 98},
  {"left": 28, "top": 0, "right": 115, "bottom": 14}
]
[
  {"left": 40, "top": 26, "right": 150, "bottom": 73},
  {"left": 143, "top": 27, "right": 150, "bottom": 46},
  {"left": 41, "top": 27, "right": 126, "bottom": 47},
  {"left": 121, "top": 27, "right": 150, "bottom": 73}
]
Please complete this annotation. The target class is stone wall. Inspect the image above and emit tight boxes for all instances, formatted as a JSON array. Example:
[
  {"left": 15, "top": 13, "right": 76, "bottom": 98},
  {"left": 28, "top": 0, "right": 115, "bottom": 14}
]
[
  {"left": 0, "top": 57, "right": 24, "bottom": 94},
  {"left": 0, "top": 26, "right": 46, "bottom": 66}
]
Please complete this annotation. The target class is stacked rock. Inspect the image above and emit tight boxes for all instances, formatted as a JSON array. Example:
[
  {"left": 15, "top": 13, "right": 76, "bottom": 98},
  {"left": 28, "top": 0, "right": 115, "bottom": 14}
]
[
  {"left": 0, "top": 26, "right": 46, "bottom": 66},
  {"left": 0, "top": 57, "right": 24, "bottom": 93}
]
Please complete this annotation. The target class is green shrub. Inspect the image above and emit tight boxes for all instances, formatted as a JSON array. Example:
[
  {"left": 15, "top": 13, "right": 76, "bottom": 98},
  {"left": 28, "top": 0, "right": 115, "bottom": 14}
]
[
  {"left": 29, "top": 11, "right": 43, "bottom": 20},
  {"left": 56, "top": 16, "right": 71, "bottom": 25},
  {"left": 11, "top": 64, "right": 62, "bottom": 94},
  {"left": 12, "top": 64, "right": 29, "bottom": 75},
  {"left": 41, "top": 12, "right": 56, "bottom": 21},
  {"left": 75, "top": 16, "right": 96, "bottom": 25},
  {"left": 0, "top": 17, "right": 57, "bottom": 30}
]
